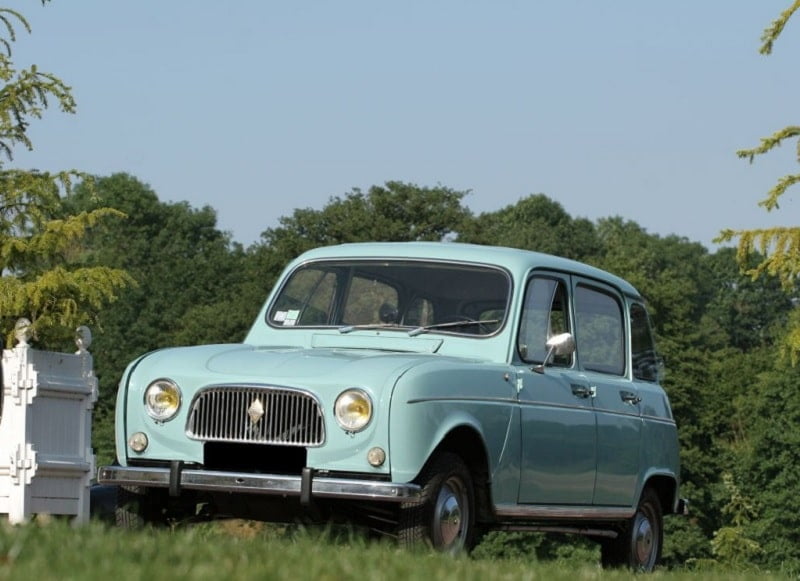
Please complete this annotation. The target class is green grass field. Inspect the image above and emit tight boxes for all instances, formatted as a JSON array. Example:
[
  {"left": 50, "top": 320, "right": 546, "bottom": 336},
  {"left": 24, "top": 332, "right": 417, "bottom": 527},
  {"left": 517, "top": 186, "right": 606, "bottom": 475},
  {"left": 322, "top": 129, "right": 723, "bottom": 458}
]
[{"left": 0, "top": 519, "right": 788, "bottom": 581}]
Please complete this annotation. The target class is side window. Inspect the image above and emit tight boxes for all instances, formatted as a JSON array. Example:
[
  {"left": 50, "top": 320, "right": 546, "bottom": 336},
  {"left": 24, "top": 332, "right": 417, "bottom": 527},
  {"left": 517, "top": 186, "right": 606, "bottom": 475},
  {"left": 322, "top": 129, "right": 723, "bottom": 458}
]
[
  {"left": 631, "top": 303, "right": 659, "bottom": 382},
  {"left": 518, "top": 277, "right": 571, "bottom": 365},
  {"left": 342, "top": 276, "right": 399, "bottom": 324},
  {"left": 574, "top": 285, "right": 625, "bottom": 376}
]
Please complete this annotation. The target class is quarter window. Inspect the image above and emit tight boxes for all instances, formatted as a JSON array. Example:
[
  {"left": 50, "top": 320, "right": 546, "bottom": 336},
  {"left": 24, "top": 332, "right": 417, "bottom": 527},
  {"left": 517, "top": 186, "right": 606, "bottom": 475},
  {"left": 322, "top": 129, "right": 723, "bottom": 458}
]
[
  {"left": 574, "top": 285, "right": 625, "bottom": 376},
  {"left": 518, "top": 277, "right": 571, "bottom": 365},
  {"left": 631, "top": 303, "right": 659, "bottom": 382}
]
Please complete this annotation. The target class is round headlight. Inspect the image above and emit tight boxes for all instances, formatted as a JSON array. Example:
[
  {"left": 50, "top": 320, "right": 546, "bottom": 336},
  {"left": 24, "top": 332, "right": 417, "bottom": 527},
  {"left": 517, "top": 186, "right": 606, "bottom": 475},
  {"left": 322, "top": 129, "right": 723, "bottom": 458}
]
[
  {"left": 334, "top": 389, "right": 373, "bottom": 432},
  {"left": 144, "top": 379, "right": 182, "bottom": 422}
]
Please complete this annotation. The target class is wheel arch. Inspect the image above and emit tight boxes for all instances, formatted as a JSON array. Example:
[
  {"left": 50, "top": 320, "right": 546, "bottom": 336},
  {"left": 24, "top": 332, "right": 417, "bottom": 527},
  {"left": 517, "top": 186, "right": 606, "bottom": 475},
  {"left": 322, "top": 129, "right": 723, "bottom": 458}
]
[
  {"left": 641, "top": 473, "right": 678, "bottom": 515},
  {"left": 424, "top": 425, "right": 494, "bottom": 525}
]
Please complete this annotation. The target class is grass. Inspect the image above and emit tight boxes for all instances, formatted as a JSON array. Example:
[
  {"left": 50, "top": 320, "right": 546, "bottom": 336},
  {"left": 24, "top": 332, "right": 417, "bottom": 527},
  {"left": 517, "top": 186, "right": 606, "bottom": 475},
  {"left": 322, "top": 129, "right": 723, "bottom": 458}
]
[{"left": 0, "top": 519, "right": 790, "bottom": 581}]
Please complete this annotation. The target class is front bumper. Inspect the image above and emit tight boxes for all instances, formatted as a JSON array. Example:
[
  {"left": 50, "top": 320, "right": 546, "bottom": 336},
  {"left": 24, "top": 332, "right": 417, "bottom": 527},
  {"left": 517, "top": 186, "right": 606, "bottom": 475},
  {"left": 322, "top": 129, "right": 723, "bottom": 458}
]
[{"left": 98, "top": 465, "right": 422, "bottom": 504}]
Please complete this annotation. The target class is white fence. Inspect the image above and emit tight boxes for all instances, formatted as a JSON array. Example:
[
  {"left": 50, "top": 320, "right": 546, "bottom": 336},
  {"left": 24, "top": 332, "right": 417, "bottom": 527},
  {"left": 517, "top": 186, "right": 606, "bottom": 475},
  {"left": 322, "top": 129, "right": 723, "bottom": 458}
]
[{"left": 0, "top": 322, "right": 97, "bottom": 523}]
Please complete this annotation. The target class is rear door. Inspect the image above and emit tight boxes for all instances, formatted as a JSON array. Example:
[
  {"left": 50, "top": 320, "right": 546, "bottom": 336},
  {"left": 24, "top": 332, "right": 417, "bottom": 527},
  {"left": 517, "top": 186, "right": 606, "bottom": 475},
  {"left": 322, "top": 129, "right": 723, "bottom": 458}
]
[{"left": 572, "top": 279, "right": 641, "bottom": 507}]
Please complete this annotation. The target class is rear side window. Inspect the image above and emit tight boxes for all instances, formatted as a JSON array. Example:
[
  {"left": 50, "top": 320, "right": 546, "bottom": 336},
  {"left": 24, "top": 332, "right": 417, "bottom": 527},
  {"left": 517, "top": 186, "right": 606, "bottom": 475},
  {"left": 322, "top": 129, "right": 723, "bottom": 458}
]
[{"left": 574, "top": 285, "right": 625, "bottom": 376}]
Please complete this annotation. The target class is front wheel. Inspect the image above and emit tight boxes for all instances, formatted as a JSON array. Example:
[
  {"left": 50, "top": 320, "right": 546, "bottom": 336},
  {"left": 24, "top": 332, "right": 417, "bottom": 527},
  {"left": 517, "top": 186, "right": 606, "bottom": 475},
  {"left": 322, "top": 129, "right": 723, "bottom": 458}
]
[
  {"left": 397, "top": 452, "right": 476, "bottom": 553},
  {"left": 601, "top": 488, "right": 663, "bottom": 572}
]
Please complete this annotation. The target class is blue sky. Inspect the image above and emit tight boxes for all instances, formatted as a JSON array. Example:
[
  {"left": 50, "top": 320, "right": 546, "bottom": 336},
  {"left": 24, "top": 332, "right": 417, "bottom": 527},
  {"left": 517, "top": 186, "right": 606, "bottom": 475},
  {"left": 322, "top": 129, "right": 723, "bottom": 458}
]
[{"left": 8, "top": 1, "right": 800, "bottom": 249}]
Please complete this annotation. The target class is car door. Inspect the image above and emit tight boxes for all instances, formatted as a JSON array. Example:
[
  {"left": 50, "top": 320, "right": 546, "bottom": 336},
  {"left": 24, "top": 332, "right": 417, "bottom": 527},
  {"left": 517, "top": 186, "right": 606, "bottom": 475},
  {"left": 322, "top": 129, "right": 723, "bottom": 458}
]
[
  {"left": 572, "top": 279, "right": 642, "bottom": 507},
  {"left": 516, "top": 272, "right": 597, "bottom": 505}
]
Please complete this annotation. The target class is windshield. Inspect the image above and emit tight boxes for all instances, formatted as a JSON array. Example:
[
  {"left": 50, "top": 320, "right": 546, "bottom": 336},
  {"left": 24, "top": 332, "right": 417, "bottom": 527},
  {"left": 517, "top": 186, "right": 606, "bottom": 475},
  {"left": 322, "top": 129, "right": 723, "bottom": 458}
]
[{"left": 268, "top": 259, "right": 510, "bottom": 336}]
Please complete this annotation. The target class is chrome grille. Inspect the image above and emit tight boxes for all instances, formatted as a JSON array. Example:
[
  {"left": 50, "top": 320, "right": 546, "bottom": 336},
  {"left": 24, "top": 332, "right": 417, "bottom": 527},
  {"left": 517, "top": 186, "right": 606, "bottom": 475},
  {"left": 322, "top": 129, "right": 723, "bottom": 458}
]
[{"left": 185, "top": 386, "right": 325, "bottom": 447}]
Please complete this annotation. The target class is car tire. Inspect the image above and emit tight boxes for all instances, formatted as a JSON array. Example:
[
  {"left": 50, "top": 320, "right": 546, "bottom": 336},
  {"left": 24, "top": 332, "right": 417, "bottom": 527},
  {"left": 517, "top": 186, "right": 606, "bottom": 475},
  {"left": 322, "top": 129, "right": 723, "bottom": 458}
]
[
  {"left": 601, "top": 487, "right": 663, "bottom": 572},
  {"left": 397, "top": 452, "right": 476, "bottom": 553}
]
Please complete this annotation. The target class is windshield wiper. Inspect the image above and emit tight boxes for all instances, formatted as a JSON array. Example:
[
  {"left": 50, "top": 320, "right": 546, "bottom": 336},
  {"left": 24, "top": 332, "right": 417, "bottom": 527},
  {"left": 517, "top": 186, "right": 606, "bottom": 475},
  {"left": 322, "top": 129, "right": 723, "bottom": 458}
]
[
  {"left": 338, "top": 323, "right": 406, "bottom": 334},
  {"left": 408, "top": 320, "right": 500, "bottom": 337}
]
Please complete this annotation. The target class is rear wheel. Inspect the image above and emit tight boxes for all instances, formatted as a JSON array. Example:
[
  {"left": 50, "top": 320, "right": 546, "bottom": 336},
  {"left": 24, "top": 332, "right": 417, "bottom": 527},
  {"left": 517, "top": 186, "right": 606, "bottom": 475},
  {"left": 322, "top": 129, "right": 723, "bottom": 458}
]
[
  {"left": 601, "top": 488, "right": 663, "bottom": 572},
  {"left": 397, "top": 452, "right": 475, "bottom": 553}
]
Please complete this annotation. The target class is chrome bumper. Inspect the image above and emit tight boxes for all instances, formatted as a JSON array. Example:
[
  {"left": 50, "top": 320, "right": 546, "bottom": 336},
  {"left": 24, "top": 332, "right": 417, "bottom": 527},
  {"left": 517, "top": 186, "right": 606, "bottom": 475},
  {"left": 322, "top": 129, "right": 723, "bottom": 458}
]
[{"left": 97, "top": 465, "right": 422, "bottom": 504}]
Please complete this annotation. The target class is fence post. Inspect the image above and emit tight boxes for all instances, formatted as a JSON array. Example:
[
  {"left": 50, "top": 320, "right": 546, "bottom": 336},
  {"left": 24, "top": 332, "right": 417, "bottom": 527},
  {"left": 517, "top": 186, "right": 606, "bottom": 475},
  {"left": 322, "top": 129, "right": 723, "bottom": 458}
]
[{"left": 0, "top": 321, "right": 97, "bottom": 523}]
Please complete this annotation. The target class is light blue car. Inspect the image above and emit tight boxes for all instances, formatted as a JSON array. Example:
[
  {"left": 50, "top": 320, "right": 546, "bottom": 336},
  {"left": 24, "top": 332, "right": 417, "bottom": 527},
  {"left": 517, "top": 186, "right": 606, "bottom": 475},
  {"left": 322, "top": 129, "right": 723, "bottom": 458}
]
[{"left": 99, "top": 242, "right": 684, "bottom": 571}]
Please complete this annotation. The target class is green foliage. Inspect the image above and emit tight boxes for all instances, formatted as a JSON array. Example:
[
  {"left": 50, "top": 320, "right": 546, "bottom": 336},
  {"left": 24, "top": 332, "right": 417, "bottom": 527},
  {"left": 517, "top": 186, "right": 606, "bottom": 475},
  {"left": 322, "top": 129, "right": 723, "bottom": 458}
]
[
  {"left": 758, "top": 0, "right": 800, "bottom": 55},
  {"left": 260, "top": 180, "right": 470, "bottom": 256},
  {"left": 710, "top": 474, "right": 761, "bottom": 565},
  {"left": 0, "top": 3, "right": 131, "bottom": 346},
  {"left": 63, "top": 173, "right": 248, "bottom": 465},
  {"left": 250, "top": 181, "right": 472, "bottom": 314},
  {"left": 0, "top": 3, "right": 75, "bottom": 160},
  {"left": 459, "top": 194, "right": 600, "bottom": 261},
  {"left": 718, "top": 2, "right": 800, "bottom": 363},
  {"left": 737, "top": 360, "right": 800, "bottom": 572},
  {"left": 702, "top": 248, "right": 794, "bottom": 352},
  {"left": 661, "top": 516, "right": 712, "bottom": 567}
]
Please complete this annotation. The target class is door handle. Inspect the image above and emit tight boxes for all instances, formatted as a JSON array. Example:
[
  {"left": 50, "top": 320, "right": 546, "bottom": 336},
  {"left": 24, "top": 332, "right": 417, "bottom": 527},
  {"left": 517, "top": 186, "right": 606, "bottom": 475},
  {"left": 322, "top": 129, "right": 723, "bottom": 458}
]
[
  {"left": 620, "top": 390, "right": 641, "bottom": 405},
  {"left": 571, "top": 384, "right": 595, "bottom": 399}
]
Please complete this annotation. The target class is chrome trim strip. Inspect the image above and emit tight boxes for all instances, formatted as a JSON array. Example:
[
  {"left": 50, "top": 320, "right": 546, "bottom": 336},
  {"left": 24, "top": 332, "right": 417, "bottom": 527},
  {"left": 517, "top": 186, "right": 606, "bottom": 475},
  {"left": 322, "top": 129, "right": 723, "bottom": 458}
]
[
  {"left": 408, "top": 396, "right": 594, "bottom": 414},
  {"left": 407, "top": 396, "right": 675, "bottom": 423},
  {"left": 494, "top": 503, "right": 634, "bottom": 520},
  {"left": 641, "top": 414, "right": 677, "bottom": 425},
  {"left": 98, "top": 466, "right": 421, "bottom": 503},
  {"left": 591, "top": 406, "right": 641, "bottom": 419},
  {"left": 498, "top": 524, "right": 618, "bottom": 539},
  {"left": 407, "top": 396, "right": 517, "bottom": 405}
]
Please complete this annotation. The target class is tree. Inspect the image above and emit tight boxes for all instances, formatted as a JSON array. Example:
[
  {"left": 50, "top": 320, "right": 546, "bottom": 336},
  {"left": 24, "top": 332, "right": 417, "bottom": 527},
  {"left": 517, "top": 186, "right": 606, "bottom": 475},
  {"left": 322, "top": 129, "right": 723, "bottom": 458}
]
[
  {"left": 716, "top": 1, "right": 800, "bottom": 363},
  {"left": 737, "top": 359, "right": 800, "bottom": 572},
  {"left": 0, "top": 3, "right": 131, "bottom": 346},
  {"left": 252, "top": 181, "right": 472, "bottom": 296},
  {"left": 458, "top": 194, "right": 600, "bottom": 261},
  {"left": 64, "top": 173, "right": 251, "bottom": 466},
  {"left": 703, "top": 248, "right": 794, "bottom": 352}
]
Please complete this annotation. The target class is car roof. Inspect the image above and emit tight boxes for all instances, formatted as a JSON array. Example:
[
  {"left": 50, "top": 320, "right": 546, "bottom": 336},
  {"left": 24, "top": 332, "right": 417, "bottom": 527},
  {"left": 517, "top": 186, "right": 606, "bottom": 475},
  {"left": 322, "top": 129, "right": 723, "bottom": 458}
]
[{"left": 292, "top": 242, "right": 642, "bottom": 299}]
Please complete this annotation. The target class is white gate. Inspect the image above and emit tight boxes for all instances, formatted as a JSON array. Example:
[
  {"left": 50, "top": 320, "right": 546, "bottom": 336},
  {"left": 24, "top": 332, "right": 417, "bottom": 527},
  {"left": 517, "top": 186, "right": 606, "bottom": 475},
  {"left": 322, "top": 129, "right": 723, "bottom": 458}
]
[{"left": 0, "top": 321, "right": 97, "bottom": 523}]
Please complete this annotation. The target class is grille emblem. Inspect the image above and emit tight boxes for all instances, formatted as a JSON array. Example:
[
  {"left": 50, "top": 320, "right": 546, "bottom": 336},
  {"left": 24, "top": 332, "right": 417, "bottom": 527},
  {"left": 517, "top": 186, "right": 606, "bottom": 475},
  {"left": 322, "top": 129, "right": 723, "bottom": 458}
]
[{"left": 247, "top": 398, "right": 265, "bottom": 425}]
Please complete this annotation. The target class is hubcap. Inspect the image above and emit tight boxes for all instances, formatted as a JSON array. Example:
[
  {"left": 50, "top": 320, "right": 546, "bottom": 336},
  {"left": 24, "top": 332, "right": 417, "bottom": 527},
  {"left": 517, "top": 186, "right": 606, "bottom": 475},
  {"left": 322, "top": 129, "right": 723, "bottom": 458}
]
[
  {"left": 632, "top": 509, "right": 657, "bottom": 569},
  {"left": 433, "top": 477, "right": 468, "bottom": 550}
]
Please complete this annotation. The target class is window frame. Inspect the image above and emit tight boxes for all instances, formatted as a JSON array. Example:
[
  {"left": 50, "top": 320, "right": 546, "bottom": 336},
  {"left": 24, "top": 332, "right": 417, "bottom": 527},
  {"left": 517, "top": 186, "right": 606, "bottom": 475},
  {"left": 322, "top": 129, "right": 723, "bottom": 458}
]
[
  {"left": 517, "top": 273, "right": 574, "bottom": 367},
  {"left": 266, "top": 258, "right": 513, "bottom": 337},
  {"left": 572, "top": 280, "right": 627, "bottom": 377}
]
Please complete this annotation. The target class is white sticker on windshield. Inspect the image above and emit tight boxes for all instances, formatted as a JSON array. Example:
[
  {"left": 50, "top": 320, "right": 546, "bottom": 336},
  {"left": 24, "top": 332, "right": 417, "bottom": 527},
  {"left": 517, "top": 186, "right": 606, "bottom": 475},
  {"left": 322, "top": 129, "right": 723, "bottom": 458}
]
[
  {"left": 273, "top": 311, "right": 287, "bottom": 322},
  {"left": 284, "top": 310, "right": 300, "bottom": 326}
]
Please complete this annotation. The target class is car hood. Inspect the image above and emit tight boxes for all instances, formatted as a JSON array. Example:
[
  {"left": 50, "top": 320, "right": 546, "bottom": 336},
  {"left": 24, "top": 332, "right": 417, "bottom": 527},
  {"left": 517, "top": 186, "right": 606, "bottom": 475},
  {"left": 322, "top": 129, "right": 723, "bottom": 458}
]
[{"left": 130, "top": 342, "right": 452, "bottom": 390}]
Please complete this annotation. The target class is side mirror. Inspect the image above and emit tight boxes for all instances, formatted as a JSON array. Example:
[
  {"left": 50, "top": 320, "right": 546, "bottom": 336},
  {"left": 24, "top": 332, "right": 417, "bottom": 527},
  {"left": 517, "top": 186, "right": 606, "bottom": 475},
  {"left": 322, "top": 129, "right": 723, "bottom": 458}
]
[{"left": 532, "top": 332, "right": 576, "bottom": 374}]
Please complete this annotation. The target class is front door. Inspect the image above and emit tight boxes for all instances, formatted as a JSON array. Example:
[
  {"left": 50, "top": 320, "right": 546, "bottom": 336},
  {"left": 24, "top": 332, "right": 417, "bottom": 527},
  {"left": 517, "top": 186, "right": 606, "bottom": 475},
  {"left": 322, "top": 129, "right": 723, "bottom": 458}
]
[{"left": 516, "top": 273, "right": 597, "bottom": 505}]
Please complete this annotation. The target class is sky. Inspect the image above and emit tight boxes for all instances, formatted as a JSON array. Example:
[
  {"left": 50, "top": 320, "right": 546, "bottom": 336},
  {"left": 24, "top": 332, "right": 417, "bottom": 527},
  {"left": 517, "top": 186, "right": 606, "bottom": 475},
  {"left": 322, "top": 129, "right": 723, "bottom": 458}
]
[{"left": 6, "top": 1, "right": 800, "bottom": 250}]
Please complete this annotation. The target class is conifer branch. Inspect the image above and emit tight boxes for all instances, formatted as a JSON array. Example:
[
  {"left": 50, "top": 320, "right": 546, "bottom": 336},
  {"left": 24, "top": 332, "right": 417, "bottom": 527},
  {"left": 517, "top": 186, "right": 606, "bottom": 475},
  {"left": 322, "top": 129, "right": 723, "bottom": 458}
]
[{"left": 760, "top": 0, "right": 800, "bottom": 54}]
